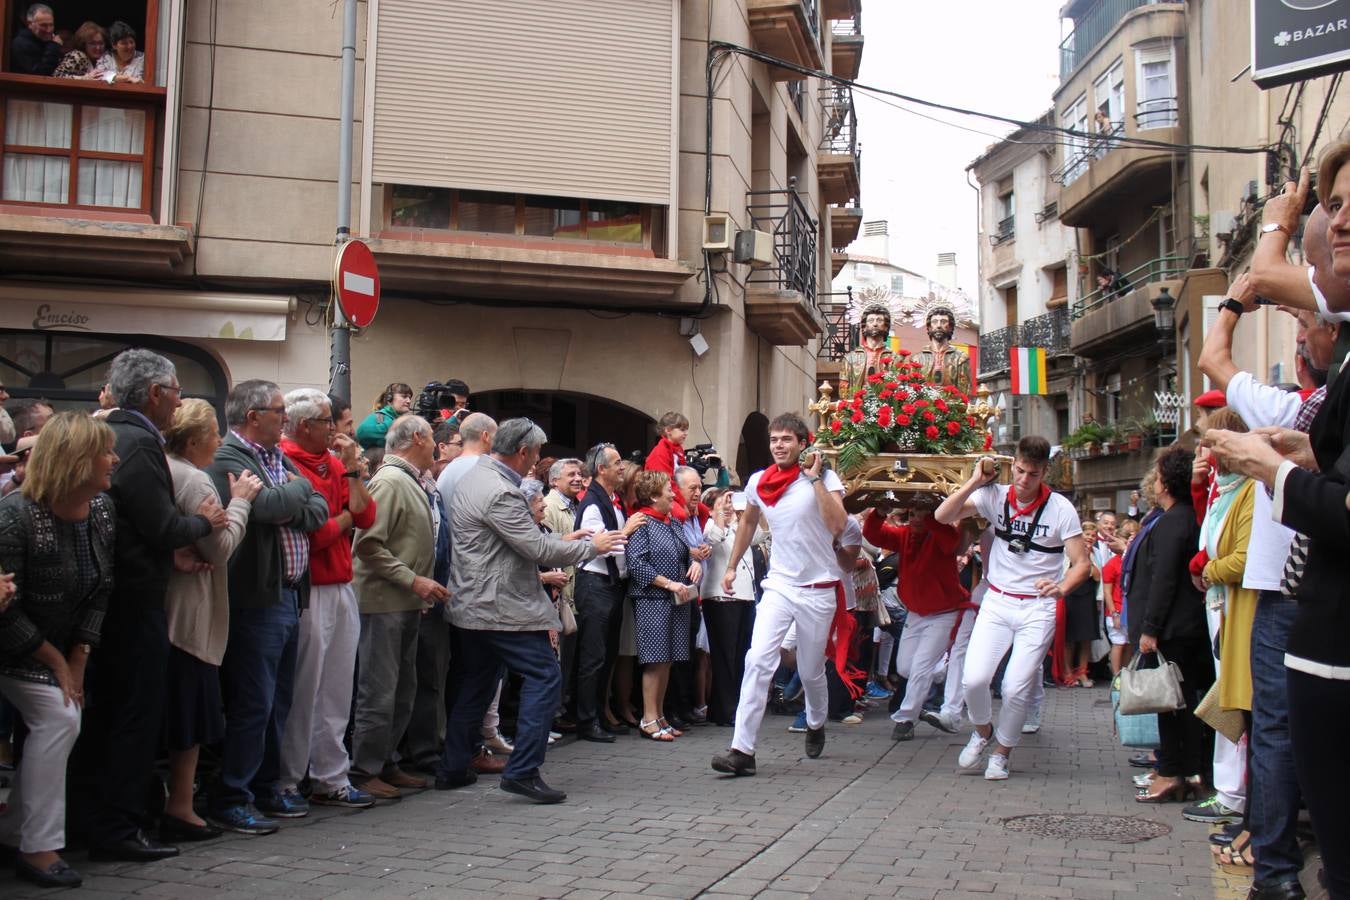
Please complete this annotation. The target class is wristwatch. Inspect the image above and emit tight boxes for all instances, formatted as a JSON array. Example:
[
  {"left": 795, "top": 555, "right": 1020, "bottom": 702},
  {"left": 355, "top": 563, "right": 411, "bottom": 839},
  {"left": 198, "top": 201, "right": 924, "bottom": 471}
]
[
  {"left": 807, "top": 475, "right": 823, "bottom": 485},
  {"left": 1261, "top": 222, "right": 1290, "bottom": 236},
  {"left": 1219, "top": 298, "right": 1245, "bottom": 316}
]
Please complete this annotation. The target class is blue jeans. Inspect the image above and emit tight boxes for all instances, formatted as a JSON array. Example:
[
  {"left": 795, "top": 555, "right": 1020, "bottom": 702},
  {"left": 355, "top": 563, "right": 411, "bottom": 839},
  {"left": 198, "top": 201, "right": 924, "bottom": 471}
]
[
  {"left": 439, "top": 629, "right": 559, "bottom": 782},
  {"left": 1247, "top": 591, "right": 1302, "bottom": 885},
  {"left": 213, "top": 593, "right": 299, "bottom": 809}
]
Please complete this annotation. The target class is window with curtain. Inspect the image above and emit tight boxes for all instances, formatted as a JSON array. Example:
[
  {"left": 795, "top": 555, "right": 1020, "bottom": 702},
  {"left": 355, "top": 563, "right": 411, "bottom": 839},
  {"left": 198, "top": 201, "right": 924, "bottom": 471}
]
[
  {"left": 1135, "top": 45, "right": 1177, "bottom": 130},
  {"left": 1, "top": 99, "right": 147, "bottom": 209}
]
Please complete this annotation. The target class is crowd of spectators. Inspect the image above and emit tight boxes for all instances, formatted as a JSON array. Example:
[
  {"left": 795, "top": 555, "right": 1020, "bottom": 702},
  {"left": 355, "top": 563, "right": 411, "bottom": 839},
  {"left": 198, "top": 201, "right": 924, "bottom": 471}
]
[{"left": 10, "top": 4, "right": 146, "bottom": 84}]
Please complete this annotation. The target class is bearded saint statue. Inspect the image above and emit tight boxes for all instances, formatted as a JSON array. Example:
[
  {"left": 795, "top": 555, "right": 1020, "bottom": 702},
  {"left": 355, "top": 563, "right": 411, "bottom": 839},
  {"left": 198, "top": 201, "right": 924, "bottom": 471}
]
[
  {"left": 912, "top": 305, "right": 973, "bottom": 395},
  {"left": 839, "top": 302, "right": 894, "bottom": 398}
]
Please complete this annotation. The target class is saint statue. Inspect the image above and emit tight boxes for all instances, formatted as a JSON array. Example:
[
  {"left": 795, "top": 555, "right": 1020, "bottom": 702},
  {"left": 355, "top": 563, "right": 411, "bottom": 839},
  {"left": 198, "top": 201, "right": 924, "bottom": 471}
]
[
  {"left": 911, "top": 305, "right": 972, "bottom": 395},
  {"left": 839, "top": 302, "right": 894, "bottom": 397}
]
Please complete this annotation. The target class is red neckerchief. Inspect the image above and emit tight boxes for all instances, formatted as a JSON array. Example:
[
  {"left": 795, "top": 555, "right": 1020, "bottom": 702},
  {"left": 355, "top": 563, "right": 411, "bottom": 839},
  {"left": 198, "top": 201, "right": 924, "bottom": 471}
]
[
  {"left": 612, "top": 492, "right": 625, "bottom": 513},
  {"left": 635, "top": 505, "right": 670, "bottom": 523},
  {"left": 660, "top": 436, "right": 686, "bottom": 467},
  {"left": 757, "top": 463, "right": 801, "bottom": 507},
  {"left": 1006, "top": 483, "right": 1050, "bottom": 521},
  {"left": 279, "top": 437, "right": 335, "bottom": 479}
]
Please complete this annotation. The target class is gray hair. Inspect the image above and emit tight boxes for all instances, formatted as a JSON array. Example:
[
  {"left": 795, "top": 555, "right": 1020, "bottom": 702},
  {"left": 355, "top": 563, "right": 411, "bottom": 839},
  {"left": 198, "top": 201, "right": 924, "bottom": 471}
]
[
  {"left": 585, "top": 442, "right": 616, "bottom": 477},
  {"left": 225, "top": 379, "right": 280, "bottom": 427},
  {"left": 520, "top": 478, "right": 546, "bottom": 503},
  {"left": 283, "top": 388, "right": 331, "bottom": 436},
  {"left": 548, "top": 457, "right": 583, "bottom": 484},
  {"left": 458, "top": 412, "right": 497, "bottom": 446},
  {"left": 26, "top": 4, "right": 52, "bottom": 21},
  {"left": 385, "top": 414, "right": 431, "bottom": 452},
  {"left": 108, "top": 349, "right": 176, "bottom": 412},
  {"left": 673, "top": 465, "right": 700, "bottom": 485},
  {"left": 492, "top": 417, "right": 547, "bottom": 456}
]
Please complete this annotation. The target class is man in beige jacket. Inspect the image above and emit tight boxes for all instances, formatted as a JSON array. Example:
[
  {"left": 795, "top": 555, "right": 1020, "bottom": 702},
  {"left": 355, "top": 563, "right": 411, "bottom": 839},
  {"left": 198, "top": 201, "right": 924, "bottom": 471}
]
[{"left": 351, "top": 415, "right": 449, "bottom": 800}]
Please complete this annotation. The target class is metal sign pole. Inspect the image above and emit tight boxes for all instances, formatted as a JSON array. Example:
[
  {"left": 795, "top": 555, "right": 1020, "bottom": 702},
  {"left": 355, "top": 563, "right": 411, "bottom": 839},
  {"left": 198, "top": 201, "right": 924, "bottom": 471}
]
[{"left": 330, "top": 0, "right": 359, "bottom": 402}]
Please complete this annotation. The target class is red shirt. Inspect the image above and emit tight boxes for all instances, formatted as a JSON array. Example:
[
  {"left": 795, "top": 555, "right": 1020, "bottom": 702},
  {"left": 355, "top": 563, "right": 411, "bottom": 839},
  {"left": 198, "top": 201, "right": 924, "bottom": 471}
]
[
  {"left": 862, "top": 514, "right": 968, "bottom": 616},
  {"left": 280, "top": 438, "right": 377, "bottom": 585},
  {"left": 1101, "top": 555, "right": 1123, "bottom": 613},
  {"left": 645, "top": 437, "right": 692, "bottom": 522}
]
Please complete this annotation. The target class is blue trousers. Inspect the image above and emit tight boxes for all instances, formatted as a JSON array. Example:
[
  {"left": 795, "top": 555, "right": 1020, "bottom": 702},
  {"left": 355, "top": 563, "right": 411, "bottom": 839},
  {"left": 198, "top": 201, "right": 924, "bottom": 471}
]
[
  {"left": 439, "top": 629, "right": 559, "bottom": 782},
  {"left": 213, "top": 593, "right": 299, "bottom": 808},
  {"left": 1247, "top": 592, "right": 1303, "bottom": 885}
]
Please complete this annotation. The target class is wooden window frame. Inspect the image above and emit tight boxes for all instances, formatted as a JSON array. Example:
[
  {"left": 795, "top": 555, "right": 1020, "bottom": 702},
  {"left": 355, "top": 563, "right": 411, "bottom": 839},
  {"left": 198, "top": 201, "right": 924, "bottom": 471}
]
[{"left": 1, "top": 0, "right": 160, "bottom": 78}]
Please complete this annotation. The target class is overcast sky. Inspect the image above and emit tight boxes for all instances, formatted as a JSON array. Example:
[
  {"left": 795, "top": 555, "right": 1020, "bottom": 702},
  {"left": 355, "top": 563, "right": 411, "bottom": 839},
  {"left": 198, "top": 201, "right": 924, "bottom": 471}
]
[{"left": 850, "top": 0, "right": 1068, "bottom": 303}]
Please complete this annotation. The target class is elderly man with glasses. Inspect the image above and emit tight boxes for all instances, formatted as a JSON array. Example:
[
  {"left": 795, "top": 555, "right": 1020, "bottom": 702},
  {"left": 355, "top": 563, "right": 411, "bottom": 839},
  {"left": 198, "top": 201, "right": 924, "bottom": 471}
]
[{"left": 203, "top": 380, "right": 329, "bottom": 835}]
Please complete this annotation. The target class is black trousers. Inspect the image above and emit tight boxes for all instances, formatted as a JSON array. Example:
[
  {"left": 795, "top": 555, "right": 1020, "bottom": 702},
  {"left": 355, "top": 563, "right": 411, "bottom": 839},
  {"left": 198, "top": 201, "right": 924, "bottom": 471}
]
[
  {"left": 71, "top": 601, "right": 170, "bottom": 844},
  {"left": 572, "top": 571, "right": 626, "bottom": 725},
  {"left": 1287, "top": 667, "right": 1350, "bottom": 898},
  {"left": 1154, "top": 636, "right": 1215, "bottom": 780},
  {"left": 703, "top": 599, "right": 755, "bottom": 725}
]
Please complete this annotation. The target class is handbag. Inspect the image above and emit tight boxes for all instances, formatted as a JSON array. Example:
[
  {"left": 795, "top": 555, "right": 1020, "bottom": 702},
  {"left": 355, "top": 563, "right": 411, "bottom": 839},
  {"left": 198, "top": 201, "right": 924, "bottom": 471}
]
[
  {"left": 1194, "top": 681, "right": 1245, "bottom": 743},
  {"left": 1112, "top": 685, "right": 1161, "bottom": 749},
  {"left": 1117, "top": 649, "right": 1186, "bottom": 716},
  {"left": 557, "top": 598, "right": 578, "bottom": 636}
]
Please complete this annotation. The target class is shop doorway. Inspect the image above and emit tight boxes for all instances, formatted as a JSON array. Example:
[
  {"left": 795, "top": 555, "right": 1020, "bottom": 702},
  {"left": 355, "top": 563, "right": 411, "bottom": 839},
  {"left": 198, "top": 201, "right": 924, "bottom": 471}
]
[{"left": 470, "top": 389, "right": 657, "bottom": 462}]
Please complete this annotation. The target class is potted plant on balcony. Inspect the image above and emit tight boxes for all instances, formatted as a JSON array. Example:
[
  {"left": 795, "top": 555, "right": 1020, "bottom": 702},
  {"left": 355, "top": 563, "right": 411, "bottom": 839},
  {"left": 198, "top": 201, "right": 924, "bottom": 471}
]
[
  {"left": 1119, "top": 417, "right": 1146, "bottom": 452},
  {"left": 1064, "top": 421, "right": 1112, "bottom": 458}
]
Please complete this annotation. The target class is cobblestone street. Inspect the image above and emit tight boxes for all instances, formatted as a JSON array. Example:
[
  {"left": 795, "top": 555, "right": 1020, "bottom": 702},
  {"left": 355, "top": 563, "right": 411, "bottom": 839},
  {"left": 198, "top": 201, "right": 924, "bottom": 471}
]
[{"left": 2, "top": 686, "right": 1261, "bottom": 899}]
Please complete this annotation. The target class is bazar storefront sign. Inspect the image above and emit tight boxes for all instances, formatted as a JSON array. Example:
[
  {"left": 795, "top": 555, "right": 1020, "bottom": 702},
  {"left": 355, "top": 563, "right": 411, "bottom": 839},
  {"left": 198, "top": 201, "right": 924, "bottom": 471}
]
[
  {"left": 1252, "top": 0, "right": 1350, "bottom": 88},
  {"left": 0, "top": 283, "right": 294, "bottom": 342}
]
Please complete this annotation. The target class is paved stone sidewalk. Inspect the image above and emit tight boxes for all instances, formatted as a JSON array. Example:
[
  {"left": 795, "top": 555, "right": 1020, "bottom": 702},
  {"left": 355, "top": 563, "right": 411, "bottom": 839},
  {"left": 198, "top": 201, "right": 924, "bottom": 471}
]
[{"left": 3, "top": 687, "right": 1250, "bottom": 899}]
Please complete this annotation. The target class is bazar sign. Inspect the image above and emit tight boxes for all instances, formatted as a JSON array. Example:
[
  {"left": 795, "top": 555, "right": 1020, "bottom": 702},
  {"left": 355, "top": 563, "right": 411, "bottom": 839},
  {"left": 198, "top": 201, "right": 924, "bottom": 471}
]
[{"left": 1252, "top": 0, "right": 1350, "bottom": 88}]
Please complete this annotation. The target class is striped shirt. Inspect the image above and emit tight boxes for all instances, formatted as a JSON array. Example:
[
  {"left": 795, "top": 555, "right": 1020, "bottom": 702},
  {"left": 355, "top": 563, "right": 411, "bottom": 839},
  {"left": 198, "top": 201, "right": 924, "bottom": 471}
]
[{"left": 232, "top": 430, "right": 309, "bottom": 585}]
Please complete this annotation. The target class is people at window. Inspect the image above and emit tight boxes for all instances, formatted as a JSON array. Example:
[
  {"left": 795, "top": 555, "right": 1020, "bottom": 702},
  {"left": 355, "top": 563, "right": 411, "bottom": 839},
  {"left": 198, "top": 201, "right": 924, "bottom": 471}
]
[
  {"left": 52, "top": 21, "right": 107, "bottom": 79},
  {"left": 10, "top": 3, "right": 63, "bottom": 76},
  {"left": 94, "top": 21, "right": 144, "bottom": 84}
]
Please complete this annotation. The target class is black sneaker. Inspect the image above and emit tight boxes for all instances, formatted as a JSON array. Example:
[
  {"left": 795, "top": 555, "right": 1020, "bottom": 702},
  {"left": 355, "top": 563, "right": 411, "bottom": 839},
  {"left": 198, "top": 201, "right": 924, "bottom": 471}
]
[
  {"left": 805, "top": 726, "right": 825, "bottom": 759},
  {"left": 711, "top": 749, "right": 757, "bottom": 776},
  {"left": 891, "top": 721, "right": 916, "bottom": 742},
  {"left": 500, "top": 775, "right": 566, "bottom": 804}
]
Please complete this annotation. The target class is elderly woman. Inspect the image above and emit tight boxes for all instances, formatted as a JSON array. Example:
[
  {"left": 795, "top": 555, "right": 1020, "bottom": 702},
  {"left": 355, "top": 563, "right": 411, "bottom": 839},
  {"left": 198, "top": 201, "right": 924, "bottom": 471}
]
[
  {"left": 52, "top": 21, "right": 107, "bottom": 79},
  {"left": 356, "top": 382, "right": 414, "bottom": 449},
  {"left": 0, "top": 413, "right": 117, "bottom": 888},
  {"left": 94, "top": 20, "right": 144, "bottom": 84},
  {"left": 1132, "top": 446, "right": 1214, "bottom": 804},
  {"left": 161, "top": 400, "right": 261, "bottom": 841},
  {"left": 625, "top": 470, "right": 698, "bottom": 740},
  {"left": 606, "top": 460, "right": 644, "bottom": 728}
]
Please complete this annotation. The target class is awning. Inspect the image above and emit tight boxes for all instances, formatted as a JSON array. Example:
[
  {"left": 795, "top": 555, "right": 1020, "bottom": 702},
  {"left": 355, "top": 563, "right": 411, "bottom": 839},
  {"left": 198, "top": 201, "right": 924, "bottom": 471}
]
[{"left": 0, "top": 282, "right": 295, "bottom": 342}]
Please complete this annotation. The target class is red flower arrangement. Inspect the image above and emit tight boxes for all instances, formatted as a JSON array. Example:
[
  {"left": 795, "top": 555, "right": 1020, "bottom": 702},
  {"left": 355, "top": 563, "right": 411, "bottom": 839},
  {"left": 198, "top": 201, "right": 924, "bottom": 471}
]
[{"left": 821, "top": 358, "right": 987, "bottom": 469}]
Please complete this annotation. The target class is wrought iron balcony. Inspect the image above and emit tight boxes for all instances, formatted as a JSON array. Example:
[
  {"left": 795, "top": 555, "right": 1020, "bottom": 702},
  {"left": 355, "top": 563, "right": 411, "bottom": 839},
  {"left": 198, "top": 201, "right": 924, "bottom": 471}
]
[
  {"left": 977, "top": 308, "right": 1072, "bottom": 378},
  {"left": 1072, "top": 255, "right": 1187, "bottom": 319},
  {"left": 1058, "top": 0, "right": 1157, "bottom": 81},
  {"left": 990, "top": 216, "right": 1015, "bottom": 246},
  {"left": 819, "top": 85, "right": 861, "bottom": 205},
  {"left": 746, "top": 180, "right": 819, "bottom": 307},
  {"left": 817, "top": 289, "right": 857, "bottom": 362},
  {"left": 1051, "top": 121, "right": 1123, "bottom": 187},
  {"left": 1135, "top": 97, "right": 1178, "bottom": 130},
  {"left": 829, "top": 9, "right": 863, "bottom": 79}
]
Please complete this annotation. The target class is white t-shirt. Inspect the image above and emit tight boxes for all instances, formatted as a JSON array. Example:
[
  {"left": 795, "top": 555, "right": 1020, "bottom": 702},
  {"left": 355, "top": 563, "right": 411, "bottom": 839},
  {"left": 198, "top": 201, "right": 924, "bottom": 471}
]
[
  {"left": 1224, "top": 370, "right": 1299, "bottom": 590},
  {"left": 837, "top": 516, "right": 863, "bottom": 610},
  {"left": 972, "top": 484, "right": 1082, "bottom": 597},
  {"left": 745, "top": 467, "right": 845, "bottom": 587},
  {"left": 579, "top": 497, "right": 628, "bottom": 578}
]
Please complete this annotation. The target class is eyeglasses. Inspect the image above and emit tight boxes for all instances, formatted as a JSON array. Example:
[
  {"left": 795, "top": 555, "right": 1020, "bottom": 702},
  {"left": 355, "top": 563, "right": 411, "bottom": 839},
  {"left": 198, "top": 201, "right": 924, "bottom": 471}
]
[
  {"left": 154, "top": 383, "right": 182, "bottom": 395},
  {"left": 252, "top": 405, "right": 286, "bottom": 415},
  {"left": 304, "top": 416, "right": 333, "bottom": 429}
]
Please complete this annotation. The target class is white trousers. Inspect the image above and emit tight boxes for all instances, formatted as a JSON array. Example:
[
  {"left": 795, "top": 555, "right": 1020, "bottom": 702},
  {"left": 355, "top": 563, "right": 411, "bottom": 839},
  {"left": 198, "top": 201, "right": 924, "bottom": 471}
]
[
  {"left": 890, "top": 610, "right": 959, "bottom": 724},
  {"left": 1207, "top": 604, "right": 1246, "bottom": 812},
  {"left": 940, "top": 606, "right": 978, "bottom": 721},
  {"left": 0, "top": 675, "right": 81, "bottom": 853},
  {"left": 732, "top": 582, "right": 837, "bottom": 754},
  {"left": 279, "top": 582, "right": 361, "bottom": 793},
  {"left": 961, "top": 588, "right": 1057, "bottom": 749}
]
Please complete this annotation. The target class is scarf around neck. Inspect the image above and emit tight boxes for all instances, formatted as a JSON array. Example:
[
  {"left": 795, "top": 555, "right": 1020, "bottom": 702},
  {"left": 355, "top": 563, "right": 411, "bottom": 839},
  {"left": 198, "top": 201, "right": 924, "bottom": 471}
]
[
  {"left": 635, "top": 505, "right": 670, "bottom": 523},
  {"left": 756, "top": 463, "right": 801, "bottom": 507}
]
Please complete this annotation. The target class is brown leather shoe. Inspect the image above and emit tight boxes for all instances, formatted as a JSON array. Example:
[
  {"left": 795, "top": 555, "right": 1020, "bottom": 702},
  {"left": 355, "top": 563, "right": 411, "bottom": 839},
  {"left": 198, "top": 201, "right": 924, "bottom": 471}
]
[
  {"left": 383, "top": 768, "right": 429, "bottom": 790},
  {"left": 469, "top": 749, "right": 507, "bottom": 774},
  {"left": 357, "top": 776, "right": 402, "bottom": 800}
]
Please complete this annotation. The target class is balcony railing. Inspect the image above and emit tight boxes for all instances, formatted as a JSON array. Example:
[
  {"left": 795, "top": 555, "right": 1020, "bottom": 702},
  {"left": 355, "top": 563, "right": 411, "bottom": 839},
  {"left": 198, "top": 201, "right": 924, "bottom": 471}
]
[
  {"left": 1072, "top": 254, "right": 1187, "bottom": 319},
  {"left": 1135, "top": 97, "right": 1178, "bottom": 130},
  {"left": 1051, "top": 121, "right": 1123, "bottom": 186},
  {"left": 820, "top": 84, "right": 858, "bottom": 162},
  {"left": 804, "top": 0, "right": 822, "bottom": 40},
  {"left": 817, "top": 289, "right": 856, "bottom": 362},
  {"left": 977, "top": 308, "right": 1072, "bottom": 378},
  {"left": 747, "top": 180, "right": 819, "bottom": 307},
  {"left": 787, "top": 80, "right": 806, "bottom": 118},
  {"left": 830, "top": 8, "right": 860, "bottom": 36},
  {"left": 1058, "top": 0, "right": 1158, "bottom": 81},
  {"left": 990, "top": 216, "right": 1015, "bottom": 246}
]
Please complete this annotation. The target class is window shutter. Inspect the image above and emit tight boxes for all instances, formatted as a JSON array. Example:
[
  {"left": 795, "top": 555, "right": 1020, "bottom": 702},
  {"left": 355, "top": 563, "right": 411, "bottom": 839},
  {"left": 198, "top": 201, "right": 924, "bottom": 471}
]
[{"left": 370, "top": 0, "right": 675, "bottom": 206}]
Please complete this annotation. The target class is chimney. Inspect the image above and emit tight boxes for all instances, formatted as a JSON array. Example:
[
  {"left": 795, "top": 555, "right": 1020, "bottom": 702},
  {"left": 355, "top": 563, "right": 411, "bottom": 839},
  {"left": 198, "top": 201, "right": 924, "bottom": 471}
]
[
  {"left": 935, "top": 252, "right": 957, "bottom": 290},
  {"left": 857, "top": 220, "right": 889, "bottom": 261}
]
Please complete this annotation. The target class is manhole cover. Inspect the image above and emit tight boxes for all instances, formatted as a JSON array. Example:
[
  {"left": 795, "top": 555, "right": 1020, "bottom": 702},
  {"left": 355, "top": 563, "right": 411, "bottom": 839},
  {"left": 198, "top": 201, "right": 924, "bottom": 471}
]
[{"left": 1003, "top": 813, "right": 1171, "bottom": 843}]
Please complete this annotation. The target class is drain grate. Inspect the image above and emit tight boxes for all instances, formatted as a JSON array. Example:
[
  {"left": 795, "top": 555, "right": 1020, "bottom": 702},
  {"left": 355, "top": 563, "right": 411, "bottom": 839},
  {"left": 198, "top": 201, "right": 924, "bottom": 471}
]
[{"left": 1003, "top": 813, "right": 1171, "bottom": 843}]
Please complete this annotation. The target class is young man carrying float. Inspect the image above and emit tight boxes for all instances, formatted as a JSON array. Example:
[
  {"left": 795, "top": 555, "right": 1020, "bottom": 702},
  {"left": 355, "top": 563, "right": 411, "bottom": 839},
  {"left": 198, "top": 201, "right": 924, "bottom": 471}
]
[
  {"left": 711, "top": 414, "right": 847, "bottom": 776},
  {"left": 934, "top": 435, "right": 1090, "bottom": 780}
]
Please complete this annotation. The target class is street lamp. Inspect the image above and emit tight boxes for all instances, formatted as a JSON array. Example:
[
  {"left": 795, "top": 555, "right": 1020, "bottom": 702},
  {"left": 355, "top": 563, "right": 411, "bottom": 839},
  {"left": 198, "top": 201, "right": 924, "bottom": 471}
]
[{"left": 1151, "top": 286, "right": 1176, "bottom": 335}]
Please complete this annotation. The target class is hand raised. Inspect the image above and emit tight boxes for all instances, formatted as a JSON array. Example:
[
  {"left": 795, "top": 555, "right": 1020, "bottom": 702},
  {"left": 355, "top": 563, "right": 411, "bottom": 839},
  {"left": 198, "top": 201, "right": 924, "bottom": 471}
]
[{"left": 1261, "top": 167, "right": 1309, "bottom": 236}]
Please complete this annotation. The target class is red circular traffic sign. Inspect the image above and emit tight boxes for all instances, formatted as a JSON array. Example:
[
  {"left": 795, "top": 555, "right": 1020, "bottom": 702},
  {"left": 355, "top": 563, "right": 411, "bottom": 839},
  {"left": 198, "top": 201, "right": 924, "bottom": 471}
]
[{"left": 333, "top": 239, "right": 380, "bottom": 327}]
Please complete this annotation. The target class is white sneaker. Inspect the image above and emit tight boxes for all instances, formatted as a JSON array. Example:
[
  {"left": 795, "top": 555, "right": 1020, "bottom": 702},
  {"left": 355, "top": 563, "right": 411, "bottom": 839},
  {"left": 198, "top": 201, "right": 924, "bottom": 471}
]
[
  {"left": 958, "top": 731, "right": 990, "bottom": 769},
  {"left": 1021, "top": 706, "right": 1042, "bottom": 734},
  {"left": 984, "top": 752, "right": 1010, "bottom": 780}
]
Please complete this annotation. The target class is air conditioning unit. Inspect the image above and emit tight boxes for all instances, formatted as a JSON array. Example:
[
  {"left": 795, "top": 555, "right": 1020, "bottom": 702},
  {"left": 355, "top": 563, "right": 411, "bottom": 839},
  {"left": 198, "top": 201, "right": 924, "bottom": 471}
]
[
  {"left": 734, "top": 229, "right": 774, "bottom": 267},
  {"left": 1212, "top": 210, "right": 1236, "bottom": 241},
  {"left": 702, "top": 214, "right": 733, "bottom": 252}
]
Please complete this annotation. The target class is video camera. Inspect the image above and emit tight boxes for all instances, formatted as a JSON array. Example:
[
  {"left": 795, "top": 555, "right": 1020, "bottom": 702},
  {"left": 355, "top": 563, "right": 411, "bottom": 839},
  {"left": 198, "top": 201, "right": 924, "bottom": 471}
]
[
  {"left": 684, "top": 443, "right": 722, "bottom": 475},
  {"left": 414, "top": 382, "right": 462, "bottom": 424}
]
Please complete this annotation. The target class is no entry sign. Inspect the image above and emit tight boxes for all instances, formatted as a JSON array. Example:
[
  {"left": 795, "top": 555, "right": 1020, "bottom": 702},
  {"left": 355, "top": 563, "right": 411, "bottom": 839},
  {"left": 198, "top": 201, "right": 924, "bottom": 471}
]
[{"left": 333, "top": 239, "right": 380, "bottom": 327}]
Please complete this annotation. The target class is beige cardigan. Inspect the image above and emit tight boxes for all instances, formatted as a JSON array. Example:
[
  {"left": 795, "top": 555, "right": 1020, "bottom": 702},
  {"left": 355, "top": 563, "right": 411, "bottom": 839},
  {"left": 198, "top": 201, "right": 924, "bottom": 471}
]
[{"left": 165, "top": 454, "right": 252, "bottom": 665}]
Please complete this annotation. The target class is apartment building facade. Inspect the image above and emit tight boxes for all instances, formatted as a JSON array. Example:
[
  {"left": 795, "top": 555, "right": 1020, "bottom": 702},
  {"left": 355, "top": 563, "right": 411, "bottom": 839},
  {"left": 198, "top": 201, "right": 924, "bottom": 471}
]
[
  {"left": 968, "top": 111, "right": 1079, "bottom": 452},
  {"left": 0, "top": 0, "right": 865, "bottom": 476}
]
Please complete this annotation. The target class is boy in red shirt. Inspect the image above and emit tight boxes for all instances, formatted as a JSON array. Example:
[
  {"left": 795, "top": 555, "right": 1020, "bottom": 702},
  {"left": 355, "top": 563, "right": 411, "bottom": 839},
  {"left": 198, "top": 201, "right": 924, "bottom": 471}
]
[{"left": 862, "top": 506, "right": 970, "bottom": 741}]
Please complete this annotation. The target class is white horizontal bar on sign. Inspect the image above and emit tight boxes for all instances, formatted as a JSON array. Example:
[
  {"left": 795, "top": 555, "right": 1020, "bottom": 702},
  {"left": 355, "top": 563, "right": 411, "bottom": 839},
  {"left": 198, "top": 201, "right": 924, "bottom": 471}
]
[{"left": 343, "top": 271, "right": 376, "bottom": 297}]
